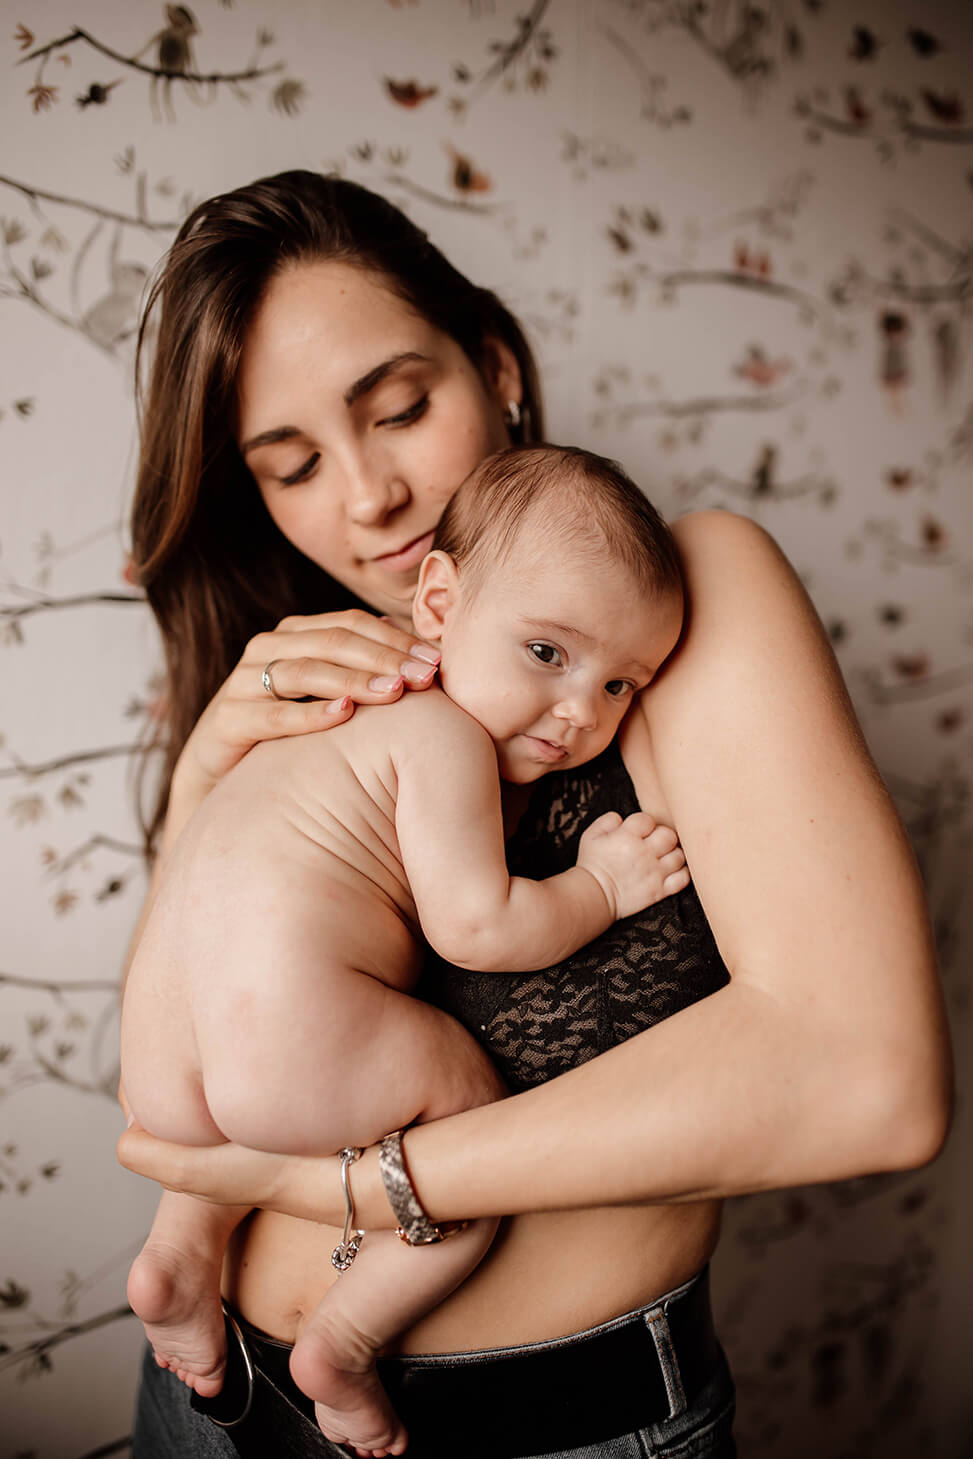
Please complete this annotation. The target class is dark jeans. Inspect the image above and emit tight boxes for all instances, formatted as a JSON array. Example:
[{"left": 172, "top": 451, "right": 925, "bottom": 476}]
[{"left": 131, "top": 1269, "right": 735, "bottom": 1459}]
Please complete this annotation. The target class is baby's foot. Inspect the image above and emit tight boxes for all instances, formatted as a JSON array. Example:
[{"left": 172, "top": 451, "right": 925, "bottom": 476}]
[
  {"left": 290, "top": 1316, "right": 408, "bottom": 1458},
  {"left": 127, "top": 1239, "right": 227, "bottom": 1398}
]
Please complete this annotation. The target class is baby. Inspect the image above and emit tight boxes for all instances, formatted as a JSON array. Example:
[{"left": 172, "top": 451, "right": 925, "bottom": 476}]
[{"left": 121, "top": 443, "right": 688, "bottom": 1457}]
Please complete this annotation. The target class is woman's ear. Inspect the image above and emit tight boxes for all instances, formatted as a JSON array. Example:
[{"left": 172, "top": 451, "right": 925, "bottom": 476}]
[
  {"left": 481, "top": 336, "right": 523, "bottom": 413},
  {"left": 412, "top": 550, "right": 460, "bottom": 642}
]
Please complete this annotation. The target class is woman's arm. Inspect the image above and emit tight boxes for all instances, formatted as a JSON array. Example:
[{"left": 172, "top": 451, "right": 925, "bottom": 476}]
[{"left": 119, "top": 514, "right": 952, "bottom": 1220}]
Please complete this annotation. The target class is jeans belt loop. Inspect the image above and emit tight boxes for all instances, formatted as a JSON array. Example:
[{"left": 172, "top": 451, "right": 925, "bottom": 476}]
[{"left": 643, "top": 1294, "right": 688, "bottom": 1422}]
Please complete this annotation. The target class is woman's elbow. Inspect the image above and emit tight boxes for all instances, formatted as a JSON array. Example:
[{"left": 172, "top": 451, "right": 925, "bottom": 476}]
[{"left": 863, "top": 1033, "right": 954, "bottom": 1173}]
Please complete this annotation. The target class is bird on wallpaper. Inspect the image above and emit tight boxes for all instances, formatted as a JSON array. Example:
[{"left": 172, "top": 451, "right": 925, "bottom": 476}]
[
  {"left": 76, "top": 80, "right": 123, "bottom": 109},
  {"left": 445, "top": 145, "right": 492, "bottom": 194},
  {"left": 907, "top": 28, "right": 942, "bottom": 58},
  {"left": 848, "top": 26, "right": 881, "bottom": 62},
  {"left": 734, "top": 345, "right": 791, "bottom": 388},
  {"left": 879, "top": 311, "right": 911, "bottom": 411},
  {"left": 384, "top": 78, "right": 439, "bottom": 107},
  {"left": 134, "top": 5, "right": 200, "bottom": 122},
  {"left": 920, "top": 89, "right": 964, "bottom": 125},
  {"left": 844, "top": 86, "right": 872, "bottom": 126}
]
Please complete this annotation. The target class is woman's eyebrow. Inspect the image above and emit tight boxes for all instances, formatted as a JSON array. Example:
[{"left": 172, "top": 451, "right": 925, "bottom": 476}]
[
  {"left": 240, "top": 352, "right": 431, "bottom": 456},
  {"left": 343, "top": 351, "right": 430, "bottom": 406}
]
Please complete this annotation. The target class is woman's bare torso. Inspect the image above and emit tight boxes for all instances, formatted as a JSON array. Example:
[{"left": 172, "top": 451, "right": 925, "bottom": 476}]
[{"left": 221, "top": 705, "right": 722, "bottom": 1352}]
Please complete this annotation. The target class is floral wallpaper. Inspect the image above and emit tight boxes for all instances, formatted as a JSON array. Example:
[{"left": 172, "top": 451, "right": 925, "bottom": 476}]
[{"left": 1, "top": 2, "right": 970, "bottom": 1455}]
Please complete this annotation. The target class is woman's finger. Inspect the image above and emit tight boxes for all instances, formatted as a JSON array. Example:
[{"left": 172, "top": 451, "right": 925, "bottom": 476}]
[
  {"left": 249, "top": 654, "right": 436, "bottom": 705},
  {"left": 211, "top": 693, "right": 357, "bottom": 747},
  {"left": 250, "top": 612, "right": 440, "bottom": 668}
]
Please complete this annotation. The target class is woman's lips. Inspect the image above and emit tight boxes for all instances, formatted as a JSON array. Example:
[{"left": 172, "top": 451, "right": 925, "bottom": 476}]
[{"left": 373, "top": 530, "right": 436, "bottom": 573}]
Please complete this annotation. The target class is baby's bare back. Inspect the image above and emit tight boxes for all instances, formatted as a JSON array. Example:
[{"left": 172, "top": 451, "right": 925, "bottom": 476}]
[{"left": 122, "top": 707, "right": 428, "bottom": 1151}]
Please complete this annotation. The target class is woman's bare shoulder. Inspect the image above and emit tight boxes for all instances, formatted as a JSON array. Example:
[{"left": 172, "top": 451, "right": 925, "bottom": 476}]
[{"left": 658, "top": 510, "right": 843, "bottom": 707}]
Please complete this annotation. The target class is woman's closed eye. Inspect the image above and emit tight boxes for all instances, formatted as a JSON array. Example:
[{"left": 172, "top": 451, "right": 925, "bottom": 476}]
[
  {"left": 279, "top": 452, "right": 321, "bottom": 487},
  {"left": 377, "top": 394, "right": 429, "bottom": 428}
]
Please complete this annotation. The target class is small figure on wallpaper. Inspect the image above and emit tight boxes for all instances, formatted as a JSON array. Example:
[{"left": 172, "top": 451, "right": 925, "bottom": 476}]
[
  {"left": 844, "top": 85, "right": 872, "bottom": 127},
  {"left": 133, "top": 5, "right": 200, "bottom": 122},
  {"left": 848, "top": 26, "right": 881, "bottom": 63},
  {"left": 78, "top": 225, "right": 148, "bottom": 353},
  {"left": 879, "top": 311, "right": 911, "bottom": 413},
  {"left": 734, "top": 344, "right": 791, "bottom": 388},
  {"left": 384, "top": 78, "right": 439, "bottom": 107},
  {"left": 920, "top": 89, "right": 964, "bottom": 126},
  {"left": 445, "top": 144, "right": 492, "bottom": 194},
  {"left": 931, "top": 316, "right": 961, "bottom": 403},
  {"left": 750, "top": 443, "right": 777, "bottom": 497},
  {"left": 907, "top": 28, "right": 942, "bottom": 59},
  {"left": 75, "top": 80, "right": 123, "bottom": 110}
]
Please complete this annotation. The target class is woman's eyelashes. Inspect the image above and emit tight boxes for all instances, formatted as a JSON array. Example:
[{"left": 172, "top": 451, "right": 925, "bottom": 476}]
[
  {"left": 279, "top": 452, "right": 321, "bottom": 487},
  {"left": 275, "top": 396, "right": 430, "bottom": 486},
  {"left": 377, "top": 394, "right": 429, "bottom": 428}
]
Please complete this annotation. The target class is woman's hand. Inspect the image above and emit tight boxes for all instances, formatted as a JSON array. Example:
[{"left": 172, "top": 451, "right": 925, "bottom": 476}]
[
  {"left": 176, "top": 609, "right": 441, "bottom": 801},
  {"left": 117, "top": 1123, "right": 354, "bottom": 1228}
]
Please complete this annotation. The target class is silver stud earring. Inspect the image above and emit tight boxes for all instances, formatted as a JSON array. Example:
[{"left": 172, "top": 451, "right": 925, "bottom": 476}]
[{"left": 503, "top": 399, "right": 521, "bottom": 429}]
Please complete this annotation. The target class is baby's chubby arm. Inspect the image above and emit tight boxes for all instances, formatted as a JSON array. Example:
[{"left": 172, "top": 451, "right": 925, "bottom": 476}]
[{"left": 393, "top": 694, "right": 688, "bottom": 973}]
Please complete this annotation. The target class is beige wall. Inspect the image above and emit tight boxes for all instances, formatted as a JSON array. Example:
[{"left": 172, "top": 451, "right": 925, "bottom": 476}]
[{"left": 1, "top": 1, "right": 970, "bottom": 1454}]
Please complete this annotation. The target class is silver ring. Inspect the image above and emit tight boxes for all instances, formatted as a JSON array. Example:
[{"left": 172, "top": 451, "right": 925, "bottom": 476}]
[{"left": 261, "top": 659, "right": 284, "bottom": 700}]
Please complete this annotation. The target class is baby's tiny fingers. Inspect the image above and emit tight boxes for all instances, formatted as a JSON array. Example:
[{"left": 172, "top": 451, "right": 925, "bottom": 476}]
[
  {"left": 584, "top": 811, "right": 624, "bottom": 836},
  {"left": 658, "top": 848, "right": 687, "bottom": 876},
  {"left": 646, "top": 824, "right": 680, "bottom": 855},
  {"left": 622, "top": 811, "right": 658, "bottom": 837},
  {"left": 662, "top": 866, "right": 691, "bottom": 896}
]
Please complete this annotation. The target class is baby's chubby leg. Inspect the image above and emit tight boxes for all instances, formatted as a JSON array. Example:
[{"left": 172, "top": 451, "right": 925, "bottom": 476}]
[
  {"left": 127, "top": 1190, "right": 250, "bottom": 1398},
  {"left": 292, "top": 1219, "right": 498, "bottom": 1458}
]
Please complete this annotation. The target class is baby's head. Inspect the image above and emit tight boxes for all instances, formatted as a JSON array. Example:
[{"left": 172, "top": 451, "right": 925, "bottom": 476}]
[{"left": 412, "top": 445, "right": 684, "bottom": 784}]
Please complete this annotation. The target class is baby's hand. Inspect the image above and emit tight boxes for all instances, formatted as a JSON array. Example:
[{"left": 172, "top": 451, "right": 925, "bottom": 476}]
[{"left": 577, "top": 811, "right": 690, "bottom": 921}]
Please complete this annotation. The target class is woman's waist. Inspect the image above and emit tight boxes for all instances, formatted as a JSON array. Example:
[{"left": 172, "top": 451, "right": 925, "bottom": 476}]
[{"left": 223, "top": 1200, "right": 722, "bottom": 1353}]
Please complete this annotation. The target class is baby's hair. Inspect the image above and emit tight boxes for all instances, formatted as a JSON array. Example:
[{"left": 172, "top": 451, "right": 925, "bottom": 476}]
[{"left": 433, "top": 444, "right": 682, "bottom": 603}]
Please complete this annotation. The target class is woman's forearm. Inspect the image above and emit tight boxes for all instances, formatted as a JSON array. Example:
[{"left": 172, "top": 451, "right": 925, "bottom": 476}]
[{"left": 346, "top": 970, "right": 951, "bottom": 1229}]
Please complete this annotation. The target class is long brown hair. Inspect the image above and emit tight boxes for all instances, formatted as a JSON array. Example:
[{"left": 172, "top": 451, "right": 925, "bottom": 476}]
[{"left": 131, "top": 170, "right": 544, "bottom": 853}]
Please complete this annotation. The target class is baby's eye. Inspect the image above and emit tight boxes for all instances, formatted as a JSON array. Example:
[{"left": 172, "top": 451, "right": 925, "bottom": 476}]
[
  {"left": 528, "top": 642, "right": 562, "bottom": 667},
  {"left": 605, "top": 679, "right": 634, "bottom": 698}
]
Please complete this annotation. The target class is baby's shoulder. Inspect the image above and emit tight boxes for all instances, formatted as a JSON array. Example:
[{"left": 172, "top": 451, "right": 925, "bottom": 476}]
[{"left": 381, "top": 685, "right": 493, "bottom": 762}]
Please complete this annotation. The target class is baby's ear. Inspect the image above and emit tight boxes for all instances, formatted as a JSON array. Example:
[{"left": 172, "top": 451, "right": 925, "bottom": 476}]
[{"left": 412, "top": 550, "right": 459, "bottom": 641}]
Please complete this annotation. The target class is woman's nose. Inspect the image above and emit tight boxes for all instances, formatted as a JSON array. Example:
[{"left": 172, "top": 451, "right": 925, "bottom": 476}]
[{"left": 345, "top": 454, "right": 410, "bottom": 525}]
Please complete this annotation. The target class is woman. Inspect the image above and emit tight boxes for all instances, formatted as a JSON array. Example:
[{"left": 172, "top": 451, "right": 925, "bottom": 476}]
[{"left": 119, "top": 171, "right": 952, "bottom": 1459}]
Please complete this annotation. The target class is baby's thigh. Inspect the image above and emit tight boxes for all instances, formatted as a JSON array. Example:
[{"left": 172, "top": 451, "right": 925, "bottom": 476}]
[{"left": 191, "top": 887, "right": 426, "bottom": 1154}]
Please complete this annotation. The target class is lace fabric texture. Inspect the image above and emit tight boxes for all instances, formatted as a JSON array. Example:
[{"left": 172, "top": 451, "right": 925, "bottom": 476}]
[{"left": 421, "top": 741, "right": 730, "bottom": 1093}]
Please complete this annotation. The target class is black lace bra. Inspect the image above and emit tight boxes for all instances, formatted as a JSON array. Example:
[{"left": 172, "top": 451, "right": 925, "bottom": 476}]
[{"left": 420, "top": 739, "right": 730, "bottom": 1092}]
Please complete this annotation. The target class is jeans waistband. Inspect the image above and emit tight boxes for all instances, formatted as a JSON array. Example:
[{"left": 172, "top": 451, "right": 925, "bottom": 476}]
[{"left": 192, "top": 1266, "right": 721, "bottom": 1459}]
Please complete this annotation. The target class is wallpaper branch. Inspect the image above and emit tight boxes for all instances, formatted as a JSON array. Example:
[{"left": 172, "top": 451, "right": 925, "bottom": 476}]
[{"left": 2, "top": 1, "right": 970, "bottom": 1455}]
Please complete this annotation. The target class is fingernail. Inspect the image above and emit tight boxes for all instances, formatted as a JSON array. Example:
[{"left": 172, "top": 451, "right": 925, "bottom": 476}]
[
  {"left": 368, "top": 675, "right": 403, "bottom": 692},
  {"left": 410, "top": 644, "right": 441, "bottom": 666},
  {"left": 401, "top": 661, "right": 436, "bottom": 685},
  {"left": 327, "top": 695, "right": 352, "bottom": 714},
  {"left": 126, "top": 1112, "right": 135, "bottom": 1127}
]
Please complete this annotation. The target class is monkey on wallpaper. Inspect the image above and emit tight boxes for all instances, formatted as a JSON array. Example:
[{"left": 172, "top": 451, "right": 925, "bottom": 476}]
[{"left": 74, "top": 222, "right": 149, "bottom": 353}]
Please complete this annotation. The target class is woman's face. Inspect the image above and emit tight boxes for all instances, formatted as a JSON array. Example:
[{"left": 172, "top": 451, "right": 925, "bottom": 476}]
[{"left": 236, "top": 259, "right": 520, "bottom": 625}]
